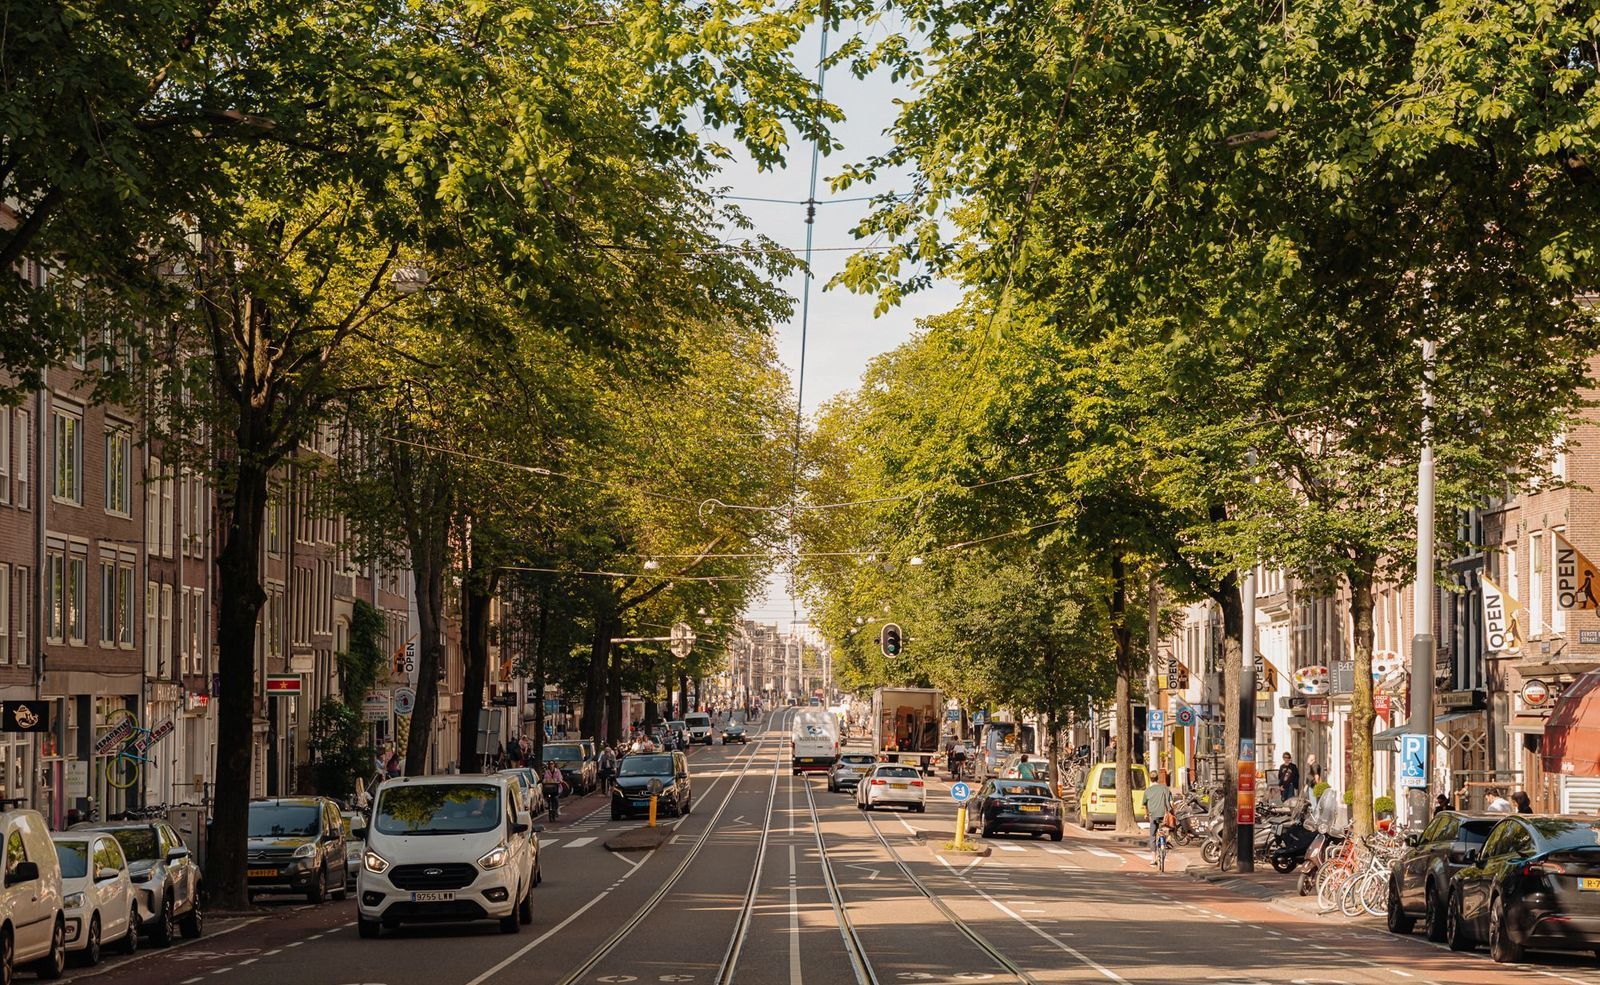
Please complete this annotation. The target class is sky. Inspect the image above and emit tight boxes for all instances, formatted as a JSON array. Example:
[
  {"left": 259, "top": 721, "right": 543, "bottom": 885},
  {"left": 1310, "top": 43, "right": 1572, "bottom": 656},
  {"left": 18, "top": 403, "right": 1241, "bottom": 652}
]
[{"left": 718, "top": 18, "right": 963, "bottom": 632}]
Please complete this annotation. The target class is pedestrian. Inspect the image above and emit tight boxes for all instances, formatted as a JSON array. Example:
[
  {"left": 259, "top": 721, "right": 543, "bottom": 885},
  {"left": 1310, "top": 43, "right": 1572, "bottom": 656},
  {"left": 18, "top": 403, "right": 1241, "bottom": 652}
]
[
  {"left": 542, "top": 761, "right": 567, "bottom": 820},
  {"left": 1278, "top": 752, "right": 1300, "bottom": 803},
  {"left": 1304, "top": 754, "right": 1322, "bottom": 788},
  {"left": 384, "top": 749, "right": 401, "bottom": 778},
  {"left": 1512, "top": 791, "right": 1533, "bottom": 814},
  {"left": 1144, "top": 770, "right": 1176, "bottom": 867},
  {"left": 1434, "top": 793, "right": 1450, "bottom": 816},
  {"left": 1486, "top": 788, "right": 1513, "bottom": 813}
]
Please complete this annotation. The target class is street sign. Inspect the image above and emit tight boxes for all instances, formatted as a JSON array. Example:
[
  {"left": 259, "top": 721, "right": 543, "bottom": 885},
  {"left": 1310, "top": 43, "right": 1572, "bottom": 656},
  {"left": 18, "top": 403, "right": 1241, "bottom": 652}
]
[
  {"left": 265, "top": 675, "right": 301, "bottom": 696},
  {"left": 670, "top": 622, "right": 695, "bottom": 659},
  {"left": 950, "top": 781, "right": 973, "bottom": 803},
  {"left": 393, "top": 687, "right": 417, "bottom": 716},
  {"left": 362, "top": 691, "right": 391, "bottom": 722},
  {"left": 1147, "top": 710, "right": 1166, "bottom": 737},
  {"left": 1399, "top": 733, "right": 1428, "bottom": 788}
]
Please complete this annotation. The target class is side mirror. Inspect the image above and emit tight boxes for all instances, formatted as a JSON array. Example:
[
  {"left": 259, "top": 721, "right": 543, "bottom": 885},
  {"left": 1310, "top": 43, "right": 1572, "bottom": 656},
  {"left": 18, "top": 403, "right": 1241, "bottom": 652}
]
[
  {"left": 510, "top": 822, "right": 529, "bottom": 835},
  {"left": 1404, "top": 833, "right": 1420, "bottom": 847},
  {"left": 532, "top": 825, "right": 545, "bottom": 834},
  {"left": 96, "top": 866, "right": 120, "bottom": 882},
  {"left": 166, "top": 847, "right": 190, "bottom": 862},
  {"left": 7, "top": 861, "right": 38, "bottom": 885}
]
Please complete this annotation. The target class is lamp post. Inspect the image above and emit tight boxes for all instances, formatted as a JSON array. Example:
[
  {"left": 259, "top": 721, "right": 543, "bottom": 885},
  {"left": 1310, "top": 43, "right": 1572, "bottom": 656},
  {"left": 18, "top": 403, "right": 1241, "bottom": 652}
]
[{"left": 1408, "top": 340, "right": 1437, "bottom": 821}]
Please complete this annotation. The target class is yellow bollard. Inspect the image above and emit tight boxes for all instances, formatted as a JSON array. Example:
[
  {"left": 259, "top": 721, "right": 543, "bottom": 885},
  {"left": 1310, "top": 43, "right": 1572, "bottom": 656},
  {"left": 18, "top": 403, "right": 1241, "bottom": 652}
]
[
  {"left": 648, "top": 794, "right": 658, "bottom": 827},
  {"left": 955, "top": 804, "right": 968, "bottom": 849}
]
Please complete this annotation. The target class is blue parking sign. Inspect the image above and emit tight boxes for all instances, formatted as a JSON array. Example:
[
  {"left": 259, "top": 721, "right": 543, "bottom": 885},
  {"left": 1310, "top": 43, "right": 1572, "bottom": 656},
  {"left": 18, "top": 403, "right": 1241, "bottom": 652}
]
[
  {"left": 1148, "top": 710, "right": 1166, "bottom": 736},
  {"left": 1399, "top": 733, "right": 1427, "bottom": 788},
  {"left": 951, "top": 781, "right": 973, "bottom": 803}
]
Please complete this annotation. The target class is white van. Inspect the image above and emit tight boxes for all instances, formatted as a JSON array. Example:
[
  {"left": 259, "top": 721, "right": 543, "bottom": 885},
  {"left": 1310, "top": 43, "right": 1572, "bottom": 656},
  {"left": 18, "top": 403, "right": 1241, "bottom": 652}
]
[
  {"left": 0, "top": 809, "right": 66, "bottom": 979},
  {"left": 683, "top": 713, "right": 713, "bottom": 745},
  {"left": 356, "top": 775, "right": 539, "bottom": 938},
  {"left": 791, "top": 709, "right": 840, "bottom": 774}
]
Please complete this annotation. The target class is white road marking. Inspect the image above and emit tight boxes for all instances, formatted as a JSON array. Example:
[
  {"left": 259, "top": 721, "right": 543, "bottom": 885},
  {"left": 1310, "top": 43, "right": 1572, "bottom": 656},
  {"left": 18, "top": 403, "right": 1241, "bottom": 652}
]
[
  {"left": 1083, "top": 846, "right": 1118, "bottom": 858},
  {"left": 564, "top": 837, "right": 596, "bottom": 848},
  {"left": 789, "top": 843, "right": 802, "bottom": 985},
  {"left": 998, "top": 845, "right": 1024, "bottom": 853},
  {"left": 181, "top": 978, "right": 203, "bottom": 983}
]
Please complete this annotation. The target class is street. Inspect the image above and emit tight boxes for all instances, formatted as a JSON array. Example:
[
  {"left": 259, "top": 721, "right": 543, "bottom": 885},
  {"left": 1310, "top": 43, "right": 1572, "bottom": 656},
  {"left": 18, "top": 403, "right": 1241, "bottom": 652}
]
[{"left": 38, "top": 710, "right": 1600, "bottom": 985}]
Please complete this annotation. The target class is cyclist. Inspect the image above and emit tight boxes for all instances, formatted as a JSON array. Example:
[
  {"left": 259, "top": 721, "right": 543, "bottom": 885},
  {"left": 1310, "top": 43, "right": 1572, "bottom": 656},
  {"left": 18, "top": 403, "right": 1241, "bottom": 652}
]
[{"left": 1144, "top": 769, "right": 1176, "bottom": 868}]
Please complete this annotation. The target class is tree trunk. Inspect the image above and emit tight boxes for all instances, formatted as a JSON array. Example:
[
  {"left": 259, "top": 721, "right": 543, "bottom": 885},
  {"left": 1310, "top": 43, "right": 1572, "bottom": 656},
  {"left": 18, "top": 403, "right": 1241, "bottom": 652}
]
[
  {"left": 532, "top": 583, "right": 549, "bottom": 763},
  {"left": 404, "top": 520, "right": 448, "bottom": 777},
  {"left": 206, "top": 454, "right": 271, "bottom": 909},
  {"left": 583, "top": 599, "right": 614, "bottom": 741},
  {"left": 1348, "top": 563, "right": 1378, "bottom": 838},
  {"left": 1212, "top": 571, "right": 1242, "bottom": 865},
  {"left": 457, "top": 526, "right": 496, "bottom": 774},
  {"left": 1111, "top": 555, "right": 1138, "bottom": 833},
  {"left": 678, "top": 671, "right": 689, "bottom": 719},
  {"left": 606, "top": 653, "right": 623, "bottom": 744}
]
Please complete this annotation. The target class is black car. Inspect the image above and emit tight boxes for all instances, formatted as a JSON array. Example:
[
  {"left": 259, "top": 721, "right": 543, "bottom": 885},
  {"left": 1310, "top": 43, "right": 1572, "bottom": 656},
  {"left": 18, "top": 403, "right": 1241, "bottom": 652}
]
[
  {"left": 1446, "top": 814, "right": 1600, "bottom": 963},
  {"left": 967, "top": 778, "right": 1064, "bottom": 841},
  {"left": 721, "top": 723, "right": 749, "bottom": 744},
  {"left": 246, "top": 797, "right": 350, "bottom": 903},
  {"left": 1386, "top": 810, "right": 1497, "bottom": 941},
  {"left": 542, "top": 741, "right": 598, "bottom": 794},
  {"left": 612, "top": 752, "right": 693, "bottom": 819}
]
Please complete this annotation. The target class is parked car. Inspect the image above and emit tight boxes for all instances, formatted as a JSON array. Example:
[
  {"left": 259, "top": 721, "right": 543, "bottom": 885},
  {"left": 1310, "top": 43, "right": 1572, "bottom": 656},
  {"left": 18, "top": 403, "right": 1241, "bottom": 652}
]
[
  {"left": 613, "top": 752, "right": 692, "bottom": 819},
  {"left": 997, "top": 754, "right": 1049, "bottom": 782},
  {"left": 542, "top": 742, "right": 598, "bottom": 794},
  {"left": 2, "top": 809, "right": 67, "bottom": 979},
  {"left": 721, "top": 723, "right": 749, "bottom": 744},
  {"left": 88, "top": 821, "right": 201, "bottom": 946},
  {"left": 498, "top": 768, "right": 550, "bottom": 819},
  {"left": 1446, "top": 814, "right": 1600, "bottom": 963},
  {"left": 968, "top": 778, "right": 1064, "bottom": 840},
  {"left": 1385, "top": 810, "right": 1497, "bottom": 941},
  {"left": 340, "top": 811, "right": 366, "bottom": 876},
  {"left": 247, "top": 797, "right": 349, "bottom": 903},
  {"left": 356, "top": 774, "right": 537, "bottom": 938},
  {"left": 827, "top": 753, "right": 878, "bottom": 793},
  {"left": 52, "top": 831, "right": 137, "bottom": 965},
  {"left": 1075, "top": 763, "right": 1149, "bottom": 829},
  {"left": 856, "top": 763, "right": 927, "bottom": 812}
]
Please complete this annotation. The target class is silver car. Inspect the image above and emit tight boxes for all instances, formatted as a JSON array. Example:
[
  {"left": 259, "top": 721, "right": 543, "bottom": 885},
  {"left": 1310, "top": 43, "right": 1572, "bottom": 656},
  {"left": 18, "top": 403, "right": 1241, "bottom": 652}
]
[{"left": 827, "top": 753, "right": 878, "bottom": 793}]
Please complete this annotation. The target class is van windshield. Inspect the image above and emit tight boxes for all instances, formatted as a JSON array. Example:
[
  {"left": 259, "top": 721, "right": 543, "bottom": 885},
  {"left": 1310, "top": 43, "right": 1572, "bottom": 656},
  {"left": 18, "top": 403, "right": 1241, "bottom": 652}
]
[
  {"left": 375, "top": 784, "right": 502, "bottom": 835},
  {"left": 543, "top": 745, "right": 583, "bottom": 762},
  {"left": 685, "top": 715, "right": 710, "bottom": 727},
  {"left": 1098, "top": 768, "right": 1148, "bottom": 790}
]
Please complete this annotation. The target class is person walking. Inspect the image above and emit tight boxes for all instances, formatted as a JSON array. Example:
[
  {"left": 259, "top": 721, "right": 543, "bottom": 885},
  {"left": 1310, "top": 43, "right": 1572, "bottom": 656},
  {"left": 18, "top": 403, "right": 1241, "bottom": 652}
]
[
  {"left": 1144, "top": 770, "right": 1176, "bottom": 867},
  {"left": 1278, "top": 752, "right": 1300, "bottom": 803},
  {"left": 542, "top": 761, "right": 568, "bottom": 820},
  {"left": 1512, "top": 790, "right": 1533, "bottom": 813}
]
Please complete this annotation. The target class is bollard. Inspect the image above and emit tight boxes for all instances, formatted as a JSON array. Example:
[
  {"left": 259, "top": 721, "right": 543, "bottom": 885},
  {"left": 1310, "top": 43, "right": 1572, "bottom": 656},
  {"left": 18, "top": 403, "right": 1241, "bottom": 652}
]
[
  {"left": 648, "top": 794, "right": 658, "bottom": 827},
  {"left": 955, "top": 804, "right": 968, "bottom": 849}
]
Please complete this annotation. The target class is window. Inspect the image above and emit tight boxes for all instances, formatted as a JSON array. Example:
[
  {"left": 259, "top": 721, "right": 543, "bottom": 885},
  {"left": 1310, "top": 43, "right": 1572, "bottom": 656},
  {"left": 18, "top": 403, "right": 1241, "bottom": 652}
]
[
  {"left": 99, "top": 560, "right": 116, "bottom": 644},
  {"left": 146, "top": 456, "right": 161, "bottom": 547},
  {"left": 1530, "top": 532, "right": 1545, "bottom": 638},
  {"left": 13, "top": 410, "right": 28, "bottom": 509},
  {"left": 45, "top": 545, "right": 64, "bottom": 644},
  {"left": 160, "top": 470, "right": 174, "bottom": 557},
  {"left": 145, "top": 582, "right": 158, "bottom": 669},
  {"left": 159, "top": 584, "right": 172, "bottom": 675},
  {"left": 13, "top": 567, "right": 29, "bottom": 666},
  {"left": 0, "top": 564, "right": 8, "bottom": 664},
  {"left": 5, "top": 829, "right": 26, "bottom": 879},
  {"left": 1508, "top": 546, "right": 1520, "bottom": 606},
  {"left": 183, "top": 473, "right": 206, "bottom": 556},
  {"left": 267, "top": 488, "right": 283, "bottom": 555},
  {"left": 67, "top": 549, "right": 85, "bottom": 644},
  {"left": 0, "top": 409, "right": 9, "bottom": 505},
  {"left": 117, "top": 562, "right": 134, "bottom": 648},
  {"left": 51, "top": 408, "right": 82, "bottom": 504},
  {"left": 104, "top": 425, "right": 131, "bottom": 515},
  {"left": 1553, "top": 527, "right": 1569, "bottom": 634}
]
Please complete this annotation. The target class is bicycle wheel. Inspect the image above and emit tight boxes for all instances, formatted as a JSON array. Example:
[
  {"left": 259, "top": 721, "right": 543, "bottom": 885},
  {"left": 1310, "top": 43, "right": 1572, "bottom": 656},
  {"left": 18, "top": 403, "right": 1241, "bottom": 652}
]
[
  {"left": 1341, "top": 869, "right": 1371, "bottom": 918},
  {"left": 1157, "top": 837, "right": 1168, "bottom": 874},
  {"left": 107, "top": 752, "right": 141, "bottom": 790},
  {"left": 1318, "top": 861, "right": 1351, "bottom": 912},
  {"left": 1361, "top": 869, "right": 1389, "bottom": 917}
]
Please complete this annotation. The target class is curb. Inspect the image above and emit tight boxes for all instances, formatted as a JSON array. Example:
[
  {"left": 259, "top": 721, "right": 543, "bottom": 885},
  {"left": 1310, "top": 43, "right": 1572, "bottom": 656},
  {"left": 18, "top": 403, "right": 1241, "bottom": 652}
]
[{"left": 604, "top": 827, "right": 673, "bottom": 853}]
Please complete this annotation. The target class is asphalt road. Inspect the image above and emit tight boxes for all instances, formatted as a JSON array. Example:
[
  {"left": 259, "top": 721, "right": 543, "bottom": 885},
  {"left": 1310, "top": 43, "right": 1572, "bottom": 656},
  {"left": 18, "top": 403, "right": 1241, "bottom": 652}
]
[{"left": 49, "top": 708, "right": 1600, "bottom": 985}]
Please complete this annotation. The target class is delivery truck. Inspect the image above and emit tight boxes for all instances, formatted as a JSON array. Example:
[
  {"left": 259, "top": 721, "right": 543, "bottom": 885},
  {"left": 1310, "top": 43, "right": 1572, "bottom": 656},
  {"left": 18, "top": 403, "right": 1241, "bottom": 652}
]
[{"left": 871, "top": 686, "right": 944, "bottom": 773}]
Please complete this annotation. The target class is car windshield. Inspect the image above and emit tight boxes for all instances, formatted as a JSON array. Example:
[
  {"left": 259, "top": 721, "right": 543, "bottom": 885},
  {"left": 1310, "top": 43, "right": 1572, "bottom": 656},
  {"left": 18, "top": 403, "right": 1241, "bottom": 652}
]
[
  {"left": 996, "top": 782, "right": 1051, "bottom": 797},
  {"left": 1534, "top": 819, "right": 1600, "bottom": 852},
  {"left": 249, "top": 803, "right": 321, "bottom": 838},
  {"left": 543, "top": 745, "right": 583, "bottom": 762},
  {"left": 620, "top": 755, "right": 673, "bottom": 777},
  {"left": 110, "top": 829, "right": 159, "bottom": 862},
  {"left": 54, "top": 841, "right": 89, "bottom": 879},
  {"left": 876, "top": 766, "right": 919, "bottom": 778},
  {"left": 1098, "top": 769, "right": 1148, "bottom": 790},
  {"left": 374, "top": 784, "right": 502, "bottom": 836}
]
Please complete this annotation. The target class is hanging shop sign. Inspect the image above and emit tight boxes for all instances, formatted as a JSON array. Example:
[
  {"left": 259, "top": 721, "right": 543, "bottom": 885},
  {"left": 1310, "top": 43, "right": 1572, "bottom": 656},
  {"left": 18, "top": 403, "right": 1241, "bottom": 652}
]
[
  {"left": 1293, "top": 665, "right": 1330, "bottom": 696},
  {"left": 0, "top": 701, "right": 48, "bottom": 734}
]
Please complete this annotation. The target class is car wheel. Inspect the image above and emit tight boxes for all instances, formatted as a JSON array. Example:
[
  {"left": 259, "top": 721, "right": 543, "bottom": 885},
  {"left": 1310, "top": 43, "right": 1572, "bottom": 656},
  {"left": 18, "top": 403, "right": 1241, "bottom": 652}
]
[
  {"left": 1050, "top": 830, "right": 1063, "bottom": 842},
  {"left": 0, "top": 926, "right": 13, "bottom": 985},
  {"left": 1386, "top": 878, "right": 1415, "bottom": 935},
  {"left": 34, "top": 918, "right": 64, "bottom": 980},
  {"left": 80, "top": 914, "right": 101, "bottom": 967},
  {"left": 122, "top": 908, "right": 140, "bottom": 954},
  {"left": 152, "top": 895, "right": 177, "bottom": 947},
  {"left": 534, "top": 859, "right": 543, "bottom": 887},
  {"left": 498, "top": 901, "right": 522, "bottom": 934},
  {"left": 180, "top": 897, "right": 204, "bottom": 939},
  {"left": 517, "top": 886, "right": 534, "bottom": 925},
  {"left": 1424, "top": 884, "right": 1447, "bottom": 943},
  {"left": 307, "top": 866, "right": 328, "bottom": 904},
  {"left": 981, "top": 825, "right": 994, "bottom": 838},
  {"left": 357, "top": 916, "right": 381, "bottom": 939},
  {"left": 332, "top": 866, "right": 350, "bottom": 901},
  {"left": 1489, "top": 895, "right": 1524, "bottom": 964},
  {"left": 1446, "top": 890, "right": 1474, "bottom": 952}
]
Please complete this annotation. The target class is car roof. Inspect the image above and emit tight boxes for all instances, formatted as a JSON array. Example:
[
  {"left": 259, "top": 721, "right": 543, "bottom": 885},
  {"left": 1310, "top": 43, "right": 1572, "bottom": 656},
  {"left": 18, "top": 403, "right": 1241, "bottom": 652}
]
[
  {"left": 381, "top": 774, "right": 510, "bottom": 787},
  {"left": 74, "top": 821, "right": 160, "bottom": 831},
  {"left": 251, "top": 797, "right": 324, "bottom": 806}
]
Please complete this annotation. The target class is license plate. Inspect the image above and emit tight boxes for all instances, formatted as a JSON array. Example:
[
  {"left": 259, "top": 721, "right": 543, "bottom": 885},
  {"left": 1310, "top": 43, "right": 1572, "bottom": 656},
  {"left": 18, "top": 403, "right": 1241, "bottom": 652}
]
[
  {"left": 247, "top": 868, "right": 276, "bottom": 877},
  {"left": 1019, "top": 806, "right": 1042, "bottom": 813},
  {"left": 411, "top": 891, "right": 455, "bottom": 902},
  {"left": 1581, "top": 878, "right": 1600, "bottom": 891},
  {"left": 633, "top": 800, "right": 648, "bottom": 806},
  {"left": 892, "top": 782, "right": 909, "bottom": 789}
]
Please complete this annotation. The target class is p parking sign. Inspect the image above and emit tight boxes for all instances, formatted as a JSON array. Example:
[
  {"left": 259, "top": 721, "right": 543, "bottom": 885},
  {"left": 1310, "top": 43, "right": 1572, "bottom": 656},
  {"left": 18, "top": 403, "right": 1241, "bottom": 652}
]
[{"left": 1399, "top": 733, "right": 1428, "bottom": 789}]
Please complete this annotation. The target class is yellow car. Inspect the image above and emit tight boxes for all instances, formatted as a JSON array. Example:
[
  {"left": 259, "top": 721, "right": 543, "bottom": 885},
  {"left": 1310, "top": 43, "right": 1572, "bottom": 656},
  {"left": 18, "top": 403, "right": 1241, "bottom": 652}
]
[{"left": 1076, "top": 762, "right": 1149, "bottom": 829}]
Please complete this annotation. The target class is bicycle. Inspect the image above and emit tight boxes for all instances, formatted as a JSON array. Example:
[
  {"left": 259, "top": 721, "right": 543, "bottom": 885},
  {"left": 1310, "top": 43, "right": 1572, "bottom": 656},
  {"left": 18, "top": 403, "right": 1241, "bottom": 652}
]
[
  {"left": 1154, "top": 822, "right": 1171, "bottom": 874},
  {"left": 102, "top": 708, "right": 151, "bottom": 790}
]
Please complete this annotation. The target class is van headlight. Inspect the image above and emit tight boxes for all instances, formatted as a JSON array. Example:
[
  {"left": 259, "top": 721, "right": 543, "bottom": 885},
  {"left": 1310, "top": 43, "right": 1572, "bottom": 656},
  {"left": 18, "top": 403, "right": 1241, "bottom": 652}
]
[
  {"left": 62, "top": 892, "right": 84, "bottom": 910},
  {"left": 362, "top": 850, "right": 390, "bottom": 874},
  {"left": 477, "top": 845, "right": 510, "bottom": 870},
  {"left": 293, "top": 842, "right": 315, "bottom": 858}
]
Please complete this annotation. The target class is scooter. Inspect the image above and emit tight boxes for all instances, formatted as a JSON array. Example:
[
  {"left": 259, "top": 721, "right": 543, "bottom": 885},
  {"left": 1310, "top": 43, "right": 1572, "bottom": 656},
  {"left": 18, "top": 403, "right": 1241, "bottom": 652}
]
[
  {"left": 1199, "top": 801, "right": 1297, "bottom": 866},
  {"left": 1296, "top": 829, "right": 1346, "bottom": 896}
]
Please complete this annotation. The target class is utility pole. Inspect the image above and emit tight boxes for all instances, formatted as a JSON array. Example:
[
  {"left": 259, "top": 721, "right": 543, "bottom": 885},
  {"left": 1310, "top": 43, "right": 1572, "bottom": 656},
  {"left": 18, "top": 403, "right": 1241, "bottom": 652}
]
[
  {"left": 1409, "top": 339, "right": 1437, "bottom": 820},
  {"left": 1238, "top": 564, "right": 1258, "bottom": 872}
]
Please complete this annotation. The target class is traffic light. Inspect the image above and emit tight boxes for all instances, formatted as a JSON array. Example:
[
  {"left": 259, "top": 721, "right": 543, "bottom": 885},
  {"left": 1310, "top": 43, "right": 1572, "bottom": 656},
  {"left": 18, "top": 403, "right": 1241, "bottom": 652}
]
[{"left": 880, "top": 623, "right": 903, "bottom": 658}]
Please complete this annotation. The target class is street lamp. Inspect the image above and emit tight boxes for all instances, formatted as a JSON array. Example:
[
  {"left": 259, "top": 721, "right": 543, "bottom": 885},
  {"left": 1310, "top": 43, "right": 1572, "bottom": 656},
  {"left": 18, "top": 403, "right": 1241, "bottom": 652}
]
[{"left": 643, "top": 559, "right": 660, "bottom": 571}]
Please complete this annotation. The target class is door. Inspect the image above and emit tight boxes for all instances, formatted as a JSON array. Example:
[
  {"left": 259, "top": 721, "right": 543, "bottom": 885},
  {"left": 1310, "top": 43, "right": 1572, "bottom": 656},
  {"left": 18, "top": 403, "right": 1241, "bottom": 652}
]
[
  {"left": 4, "top": 824, "right": 46, "bottom": 957},
  {"left": 325, "top": 802, "right": 347, "bottom": 883},
  {"left": 96, "top": 838, "right": 130, "bottom": 940},
  {"left": 1406, "top": 815, "right": 1452, "bottom": 909},
  {"left": 159, "top": 825, "right": 193, "bottom": 914}
]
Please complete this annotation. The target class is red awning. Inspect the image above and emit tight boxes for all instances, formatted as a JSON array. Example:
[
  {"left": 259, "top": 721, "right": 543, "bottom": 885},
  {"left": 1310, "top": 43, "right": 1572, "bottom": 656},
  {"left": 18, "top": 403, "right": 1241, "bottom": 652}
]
[{"left": 1542, "top": 670, "right": 1600, "bottom": 777}]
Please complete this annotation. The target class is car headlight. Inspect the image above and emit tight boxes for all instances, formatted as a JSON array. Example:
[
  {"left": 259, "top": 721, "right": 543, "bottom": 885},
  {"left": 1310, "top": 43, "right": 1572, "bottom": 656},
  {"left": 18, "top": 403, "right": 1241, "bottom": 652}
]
[
  {"left": 477, "top": 845, "right": 510, "bottom": 870},
  {"left": 363, "top": 850, "right": 390, "bottom": 874},
  {"left": 62, "top": 892, "right": 84, "bottom": 909},
  {"left": 293, "top": 842, "right": 315, "bottom": 858}
]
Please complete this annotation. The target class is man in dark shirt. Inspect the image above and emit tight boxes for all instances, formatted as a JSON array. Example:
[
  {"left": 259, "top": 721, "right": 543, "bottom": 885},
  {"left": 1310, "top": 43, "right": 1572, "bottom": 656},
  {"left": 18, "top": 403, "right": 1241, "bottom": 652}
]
[{"left": 1278, "top": 752, "right": 1300, "bottom": 802}]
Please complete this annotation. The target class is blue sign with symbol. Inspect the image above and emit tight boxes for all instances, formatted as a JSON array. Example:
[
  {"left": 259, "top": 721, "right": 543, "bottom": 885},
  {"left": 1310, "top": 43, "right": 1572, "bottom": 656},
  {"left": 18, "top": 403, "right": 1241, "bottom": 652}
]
[
  {"left": 1148, "top": 710, "right": 1166, "bottom": 736},
  {"left": 1399, "top": 733, "right": 1427, "bottom": 788},
  {"left": 950, "top": 781, "right": 973, "bottom": 803},
  {"left": 1174, "top": 704, "right": 1196, "bottom": 728}
]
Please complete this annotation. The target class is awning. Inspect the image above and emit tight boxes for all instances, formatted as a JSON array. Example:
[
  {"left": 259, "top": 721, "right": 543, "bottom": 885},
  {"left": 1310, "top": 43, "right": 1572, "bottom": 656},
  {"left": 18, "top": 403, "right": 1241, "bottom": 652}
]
[
  {"left": 1506, "top": 721, "right": 1547, "bottom": 735},
  {"left": 1541, "top": 669, "right": 1600, "bottom": 777},
  {"left": 1372, "top": 711, "right": 1478, "bottom": 749}
]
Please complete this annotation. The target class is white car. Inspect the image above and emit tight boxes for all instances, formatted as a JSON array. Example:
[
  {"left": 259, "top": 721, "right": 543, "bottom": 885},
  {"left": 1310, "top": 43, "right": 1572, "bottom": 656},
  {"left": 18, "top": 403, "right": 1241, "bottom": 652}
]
[
  {"left": 340, "top": 811, "right": 365, "bottom": 876},
  {"left": 356, "top": 775, "right": 539, "bottom": 938},
  {"left": 51, "top": 832, "right": 137, "bottom": 965},
  {"left": 856, "top": 764, "right": 927, "bottom": 812},
  {"left": 683, "top": 713, "right": 713, "bottom": 745},
  {"left": 0, "top": 809, "right": 66, "bottom": 980}
]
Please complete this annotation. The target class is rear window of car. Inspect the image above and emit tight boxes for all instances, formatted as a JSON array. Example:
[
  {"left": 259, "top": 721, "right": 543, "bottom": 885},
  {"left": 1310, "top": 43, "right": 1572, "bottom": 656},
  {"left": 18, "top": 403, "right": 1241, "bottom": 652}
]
[
  {"left": 1457, "top": 820, "right": 1497, "bottom": 846},
  {"left": 876, "top": 766, "right": 920, "bottom": 778},
  {"left": 1535, "top": 820, "right": 1600, "bottom": 853},
  {"left": 996, "top": 782, "right": 1051, "bottom": 797},
  {"left": 1098, "top": 768, "right": 1148, "bottom": 790},
  {"left": 842, "top": 755, "right": 876, "bottom": 765}
]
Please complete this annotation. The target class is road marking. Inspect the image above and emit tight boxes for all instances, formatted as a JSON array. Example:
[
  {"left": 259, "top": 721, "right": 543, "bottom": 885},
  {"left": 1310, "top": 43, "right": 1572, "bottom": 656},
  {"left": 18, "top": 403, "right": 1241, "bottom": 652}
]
[
  {"left": 997, "top": 845, "right": 1024, "bottom": 853},
  {"left": 236, "top": 958, "right": 257, "bottom": 966},
  {"left": 845, "top": 863, "right": 881, "bottom": 880},
  {"left": 564, "top": 837, "right": 596, "bottom": 848},
  {"left": 1083, "top": 846, "right": 1118, "bottom": 858},
  {"left": 788, "top": 843, "right": 802, "bottom": 985},
  {"left": 1045, "top": 848, "right": 1071, "bottom": 855},
  {"left": 540, "top": 839, "right": 558, "bottom": 848},
  {"left": 262, "top": 949, "right": 281, "bottom": 956},
  {"left": 182, "top": 978, "right": 202, "bottom": 983}
]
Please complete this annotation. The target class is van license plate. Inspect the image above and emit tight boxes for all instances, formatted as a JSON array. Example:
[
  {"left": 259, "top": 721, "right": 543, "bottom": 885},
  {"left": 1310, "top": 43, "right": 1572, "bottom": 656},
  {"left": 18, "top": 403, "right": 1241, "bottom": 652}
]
[
  {"left": 412, "top": 891, "right": 455, "bottom": 902},
  {"left": 1581, "top": 878, "right": 1600, "bottom": 891},
  {"left": 247, "top": 868, "right": 276, "bottom": 877}
]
